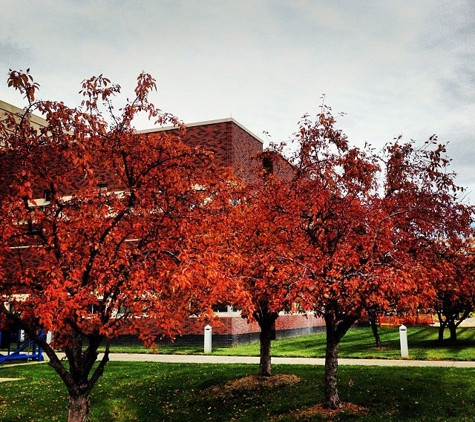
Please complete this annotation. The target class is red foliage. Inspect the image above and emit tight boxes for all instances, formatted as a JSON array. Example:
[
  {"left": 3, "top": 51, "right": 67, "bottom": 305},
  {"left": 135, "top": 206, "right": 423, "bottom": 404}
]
[
  {"left": 0, "top": 70, "right": 226, "bottom": 421},
  {"left": 284, "top": 106, "right": 473, "bottom": 408}
]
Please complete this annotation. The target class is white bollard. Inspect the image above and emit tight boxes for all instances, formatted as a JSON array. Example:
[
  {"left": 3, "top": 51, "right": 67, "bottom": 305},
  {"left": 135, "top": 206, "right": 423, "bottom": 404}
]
[
  {"left": 46, "top": 331, "right": 53, "bottom": 344},
  {"left": 399, "top": 324, "right": 409, "bottom": 357},
  {"left": 204, "top": 325, "right": 212, "bottom": 354}
]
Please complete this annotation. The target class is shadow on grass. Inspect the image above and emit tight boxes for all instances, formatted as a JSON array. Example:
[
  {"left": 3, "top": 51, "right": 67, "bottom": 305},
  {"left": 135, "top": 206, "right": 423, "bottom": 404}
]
[
  {"left": 246, "top": 326, "right": 475, "bottom": 362},
  {"left": 336, "top": 326, "right": 475, "bottom": 361},
  {"left": 3, "top": 362, "right": 475, "bottom": 421},
  {"left": 92, "top": 363, "right": 475, "bottom": 422}
]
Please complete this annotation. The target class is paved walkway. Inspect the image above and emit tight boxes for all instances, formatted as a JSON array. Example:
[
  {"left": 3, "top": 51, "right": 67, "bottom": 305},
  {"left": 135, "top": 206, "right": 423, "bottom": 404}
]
[
  {"left": 96, "top": 353, "right": 475, "bottom": 368},
  {"left": 0, "top": 377, "right": 23, "bottom": 382},
  {"left": 2, "top": 354, "right": 475, "bottom": 383}
]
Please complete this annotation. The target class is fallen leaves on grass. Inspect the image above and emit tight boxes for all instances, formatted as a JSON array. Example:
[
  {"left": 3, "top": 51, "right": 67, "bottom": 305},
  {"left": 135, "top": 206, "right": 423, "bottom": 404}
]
[
  {"left": 207, "top": 374, "right": 301, "bottom": 397},
  {"left": 295, "top": 402, "right": 368, "bottom": 419}
]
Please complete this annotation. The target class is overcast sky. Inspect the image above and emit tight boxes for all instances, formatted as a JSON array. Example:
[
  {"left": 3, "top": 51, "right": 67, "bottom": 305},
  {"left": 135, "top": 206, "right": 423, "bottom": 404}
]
[{"left": 2, "top": 1, "right": 475, "bottom": 201}]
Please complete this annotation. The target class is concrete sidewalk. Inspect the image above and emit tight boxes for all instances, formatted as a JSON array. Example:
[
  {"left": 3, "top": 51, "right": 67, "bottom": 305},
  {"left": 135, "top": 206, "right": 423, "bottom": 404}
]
[
  {"left": 4, "top": 353, "right": 475, "bottom": 370},
  {"left": 2, "top": 356, "right": 474, "bottom": 385},
  {"left": 1, "top": 354, "right": 475, "bottom": 383},
  {"left": 95, "top": 353, "right": 475, "bottom": 368}
]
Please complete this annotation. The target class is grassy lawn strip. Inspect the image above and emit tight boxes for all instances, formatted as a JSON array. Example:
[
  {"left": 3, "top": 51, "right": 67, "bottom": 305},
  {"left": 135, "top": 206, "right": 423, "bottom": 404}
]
[
  {"left": 103, "top": 326, "right": 475, "bottom": 361},
  {"left": 1, "top": 362, "right": 475, "bottom": 421}
]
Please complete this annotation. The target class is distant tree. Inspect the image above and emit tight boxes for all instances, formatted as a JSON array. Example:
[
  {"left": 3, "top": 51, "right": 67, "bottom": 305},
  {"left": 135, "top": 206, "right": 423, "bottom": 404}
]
[
  {"left": 287, "top": 107, "right": 470, "bottom": 409},
  {"left": 367, "top": 306, "right": 382, "bottom": 347},
  {"left": 0, "top": 70, "right": 223, "bottom": 422},
  {"left": 430, "top": 232, "right": 475, "bottom": 343},
  {"left": 381, "top": 137, "right": 474, "bottom": 344},
  {"left": 434, "top": 272, "right": 475, "bottom": 343}
]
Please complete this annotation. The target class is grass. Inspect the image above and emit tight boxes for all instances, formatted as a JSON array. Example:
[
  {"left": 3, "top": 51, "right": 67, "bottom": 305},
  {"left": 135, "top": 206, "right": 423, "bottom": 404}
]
[
  {"left": 102, "top": 326, "right": 475, "bottom": 361},
  {"left": 1, "top": 361, "right": 475, "bottom": 421},
  {"left": 2, "top": 326, "right": 474, "bottom": 420}
]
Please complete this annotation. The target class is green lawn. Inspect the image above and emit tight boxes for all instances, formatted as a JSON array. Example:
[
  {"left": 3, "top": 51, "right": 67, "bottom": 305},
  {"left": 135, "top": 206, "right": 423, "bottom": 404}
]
[
  {"left": 1, "top": 361, "right": 475, "bottom": 421},
  {"left": 218, "top": 326, "right": 475, "bottom": 360},
  {"left": 103, "top": 326, "right": 475, "bottom": 361}
]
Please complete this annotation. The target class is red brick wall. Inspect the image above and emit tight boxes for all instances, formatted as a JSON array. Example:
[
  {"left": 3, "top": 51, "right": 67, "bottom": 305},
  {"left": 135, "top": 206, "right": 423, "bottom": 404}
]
[
  {"left": 230, "top": 123, "right": 263, "bottom": 181},
  {"left": 179, "top": 121, "right": 233, "bottom": 168},
  {"left": 142, "top": 119, "right": 264, "bottom": 181},
  {"left": 275, "top": 313, "right": 324, "bottom": 332},
  {"left": 165, "top": 312, "right": 324, "bottom": 337}
]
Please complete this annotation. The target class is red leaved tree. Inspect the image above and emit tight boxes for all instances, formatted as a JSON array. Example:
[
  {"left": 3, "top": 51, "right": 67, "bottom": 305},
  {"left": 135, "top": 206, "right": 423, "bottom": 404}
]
[
  {"left": 215, "top": 162, "right": 307, "bottom": 376},
  {"left": 398, "top": 181, "right": 475, "bottom": 343},
  {"left": 287, "top": 107, "right": 471, "bottom": 409},
  {"left": 381, "top": 137, "right": 474, "bottom": 344},
  {"left": 430, "top": 234, "right": 475, "bottom": 343},
  {"left": 0, "top": 70, "right": 224, "bottom": 421}
]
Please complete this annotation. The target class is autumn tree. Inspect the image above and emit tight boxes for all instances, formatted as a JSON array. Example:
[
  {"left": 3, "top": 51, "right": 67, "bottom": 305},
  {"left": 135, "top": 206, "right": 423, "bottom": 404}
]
[
  {"left": 0, "top": 70, "right": 225, "bottom": 422},
  {"left": 287, "top": 107, "right": 471, "bottom": 409},
  {"left": 432, "top": 240, "right": 475, "bottom": 343},
  {"left": 215, "top": 163, "right": 306, "bottom": 376},
  {"left": 422, "top": 213, "right": 475, "bottom": 343},
  {"left": 382, "top": 137, "right": 474, "bottom": 343}
]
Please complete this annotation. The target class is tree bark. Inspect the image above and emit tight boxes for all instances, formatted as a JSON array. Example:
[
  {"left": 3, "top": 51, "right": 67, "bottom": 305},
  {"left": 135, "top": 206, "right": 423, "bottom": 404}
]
[
  {"left": 255, "top": 311, "right": 278, "bottom": 377},
  {"left": 324, "top": 314, "right": 341, "bottom": 409},
  {"left": 438, "top": 324, "right": 445, "bottom": 342},
  {"left": 67, "top": 393, "right": 91, "bottom": 422},
  {"left": 436, "top": 310, "right": 446, "bottom": 342},
  {"left": 323, "top": 311, "right": 358, "bottom": 409},
  {"left": 448, "top": 320, "right": 457, "bottom": 342},
  {"left": 37, "top": 332, "right": 109, "bottom": 422},
  {"left": 368, "top": 310, "right": 381, "bottom": 347}
]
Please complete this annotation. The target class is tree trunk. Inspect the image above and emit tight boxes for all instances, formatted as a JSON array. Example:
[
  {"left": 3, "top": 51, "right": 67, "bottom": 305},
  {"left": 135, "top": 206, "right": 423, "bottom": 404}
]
[
  {"left": 324, "top": 315, "right": 341, "bottom": 409},
  {"left": 322, "top": 311, "right": 358, "bottom": 409},
  {"left": 259, "top": 330, "right": 272, "bottom": 376},
  {"left": 9, "top": 314, "right": 110, "bottom": 422},
  {"left": 44, "top": 334, "right": 109, "bottom": 422},
  {"left": 255, "top": 311, "right": 278, "bottom": 377},
  {"left": 68, "top": 393, "right": 91, "bottom": 422},
  {"left": 368, "top": 310, "right": 381, "bottom": 347},
  {"left": 438, "top": 324, "right": 445, "bottom": 342},
  {"left": 436, "top": 310, "right": 446, "bottom": 343},
  {"left": 448, "top": 320, "right": 457, "bottom": 342}
]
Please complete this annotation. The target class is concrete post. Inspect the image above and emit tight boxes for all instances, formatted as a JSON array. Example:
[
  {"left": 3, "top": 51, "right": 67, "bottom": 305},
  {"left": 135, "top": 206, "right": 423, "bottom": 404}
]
[
  {"left": 204, "top": 325, "right": 212, "bottom": 354},
  {"left": 399, "top": 324, "right": 409, "bottom": 357}
]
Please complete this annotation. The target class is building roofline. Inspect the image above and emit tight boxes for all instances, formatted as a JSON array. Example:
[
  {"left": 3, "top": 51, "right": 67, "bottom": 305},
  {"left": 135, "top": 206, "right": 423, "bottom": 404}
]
[
  {"left": 0, "top": 100, "right": 48, "bottom": 128},
  {"left": 0, "top": 101, "right": 264, "bottom": 144},
  {"left": 138, "top": 117, "right": 264, "bottom": 144}
]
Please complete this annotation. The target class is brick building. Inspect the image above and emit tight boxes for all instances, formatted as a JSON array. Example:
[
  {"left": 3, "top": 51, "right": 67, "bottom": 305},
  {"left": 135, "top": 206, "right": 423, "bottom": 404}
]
[
  {"left": 0, "top": 100, "right": 47, "bottom": 132},
  {"left": 140, "top": 118, "right": 296, "bottom": 183},
  {"left": 141, "top": 118, "right": 263, "bottom": 182},
  {"left": 1, "top": 102, "right": 323, "bottom": 346},
  {"left": 140, "top": 118, "right": 324, "bottom": 346}
]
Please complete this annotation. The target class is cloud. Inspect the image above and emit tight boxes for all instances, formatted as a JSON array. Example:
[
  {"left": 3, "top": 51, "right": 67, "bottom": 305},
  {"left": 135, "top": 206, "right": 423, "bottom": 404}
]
[
  {"left": 0, "top": 39, "right": 32, "bottom": 68},
  {"left": 1, "top": 0, "right": 474, "bottom": 200}
]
